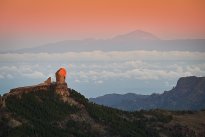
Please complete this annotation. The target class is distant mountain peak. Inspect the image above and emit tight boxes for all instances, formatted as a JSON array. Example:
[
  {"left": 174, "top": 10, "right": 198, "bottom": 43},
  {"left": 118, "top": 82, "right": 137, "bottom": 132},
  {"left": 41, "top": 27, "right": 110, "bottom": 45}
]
[
  {"left": 174, "top": 76, "right": 205, "bottom": 92},
  {"left": 113, "top": 30, "right": 160, "bottom": 40}
]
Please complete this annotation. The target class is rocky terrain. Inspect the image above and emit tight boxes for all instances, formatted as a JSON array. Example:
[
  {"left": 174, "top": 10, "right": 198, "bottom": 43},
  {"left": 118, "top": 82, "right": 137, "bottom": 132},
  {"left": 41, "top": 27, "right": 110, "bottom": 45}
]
[
  {"left": 1, "top": 84, "right": 205, "bottom": 137},
  {"left": 90, "top": 76, "right": 205, "bottom": 111},
  {"left": 0, "top": 69, "right": 205, "bottom": 137}
]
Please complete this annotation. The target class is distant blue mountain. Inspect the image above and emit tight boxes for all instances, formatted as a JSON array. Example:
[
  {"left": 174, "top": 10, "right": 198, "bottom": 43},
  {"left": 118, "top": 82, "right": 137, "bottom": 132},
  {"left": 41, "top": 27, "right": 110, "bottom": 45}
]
[
  {"left": 90, "top": 76, "right": 205, "bottom": 111},
  {"left": 7, "top": 30, "right": 205, "bottom": 53}
]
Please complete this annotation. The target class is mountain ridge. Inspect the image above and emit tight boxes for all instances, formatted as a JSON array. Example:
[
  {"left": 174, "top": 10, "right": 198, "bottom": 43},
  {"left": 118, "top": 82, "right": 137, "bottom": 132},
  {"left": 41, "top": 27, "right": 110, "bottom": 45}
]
[
  {"left": 1, "top": 74, "right": 205, "bottom": 136},
  {"left": 112, "top": 30, "right": 160, "bottom": 40},
  {"left": 4, "top": 30, "right": 205, "bottom": 53},
  {"left": 90, "top": 76, "right": 205, "bottom": 111}
]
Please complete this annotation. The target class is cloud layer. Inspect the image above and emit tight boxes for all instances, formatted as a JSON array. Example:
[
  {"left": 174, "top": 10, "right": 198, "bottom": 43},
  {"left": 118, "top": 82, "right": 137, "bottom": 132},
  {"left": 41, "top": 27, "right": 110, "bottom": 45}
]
[
  {"left": 1, "top": 50, "right": 205, "bottom": 62},
  {"left": 0, "top": 50, "right": 205, "bottom": 81},
  {"left": 0, "top": 50, "right": 205, "bottom": 97}
]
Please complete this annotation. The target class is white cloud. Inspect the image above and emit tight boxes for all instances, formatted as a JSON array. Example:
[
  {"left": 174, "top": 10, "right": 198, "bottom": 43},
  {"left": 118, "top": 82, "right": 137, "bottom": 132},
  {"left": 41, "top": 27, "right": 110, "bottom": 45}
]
[
  {"left": 6, "top": 74, "right": 13, "bottom": 79},
  {"left": 70, "top": 68, "right": 188, "bottom": 81},
  {"left": 0, "top": 61, "right": 204, "bottom": 82},
  {"left": 0, "top": 65, "right": 48, "bottom": 79},
  {"left": 0, "top": 50, "right": 205, "bottom": 62},
  {"left": 22, "top": 71, "right": 46, "bottom": 79},
  {"left": 75, "top": 79, "right": 80, "bottom": 83},
  {"left": 95, "top": 80, "right": 103, "bottom": 84},
  {"left": 0, "top": 50, "right": 205, "bottom": 83},
  {"left": 68, "top": 61, "right": 205, "bottom": 82},
  {"left": 1, "top": 50, "right": 204, "bottom": 96},
  {"left": 0, "top": 74, "right": 4, "bottom": 79}
]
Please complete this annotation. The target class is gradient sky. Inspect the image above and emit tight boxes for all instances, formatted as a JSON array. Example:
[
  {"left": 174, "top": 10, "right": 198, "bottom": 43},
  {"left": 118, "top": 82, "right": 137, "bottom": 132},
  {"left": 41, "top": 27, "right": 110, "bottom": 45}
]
[
  {"left": 0, "top": 0, "right": 205, "bottom": 40},
  {"left": 0, "top": 0, "right": 205, "bottom": 97}
]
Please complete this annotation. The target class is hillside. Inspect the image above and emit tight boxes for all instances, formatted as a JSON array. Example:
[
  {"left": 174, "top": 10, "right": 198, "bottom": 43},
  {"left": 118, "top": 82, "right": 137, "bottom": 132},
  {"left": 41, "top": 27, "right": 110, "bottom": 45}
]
[
  {"left": 1, "top": 84, "right": 205, "bottom": 137},
  {"left": 90, "top": 76, "right": 205, "bottom": 111}
]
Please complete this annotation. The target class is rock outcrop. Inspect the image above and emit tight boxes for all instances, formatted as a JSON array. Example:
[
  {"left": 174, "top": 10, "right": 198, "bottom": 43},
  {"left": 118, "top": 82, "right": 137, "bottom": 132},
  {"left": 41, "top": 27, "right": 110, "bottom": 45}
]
[
  {"left": 55, "top": 68, "right": 66, "bottom": 84},
  {"left": 0, "top": 95, "right": 2, "bottom": 108},
  {"left": 44, "top": 77, "right": 51, "bottom": 85},
  {"left": 5, "top": 68, "right": 70, "bottom": 98},
  {"left": 90, "top": 76, "right": 205, "bottom": 111},
  {"left": 54, "top": 68, "right": 69, "bottom": 97}
]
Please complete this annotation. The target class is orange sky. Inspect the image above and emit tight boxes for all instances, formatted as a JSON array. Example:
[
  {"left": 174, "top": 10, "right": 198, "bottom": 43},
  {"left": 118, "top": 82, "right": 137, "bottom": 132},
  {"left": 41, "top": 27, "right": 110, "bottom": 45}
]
[{"left": 0, "top": 0, "right": 205, "bottom": 39}]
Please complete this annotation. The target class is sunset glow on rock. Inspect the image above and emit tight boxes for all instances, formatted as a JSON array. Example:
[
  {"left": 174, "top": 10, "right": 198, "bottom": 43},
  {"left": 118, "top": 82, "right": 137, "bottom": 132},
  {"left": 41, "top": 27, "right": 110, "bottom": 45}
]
[
  {"left": 58, "top": 68, "right": 67, "bottom": 78},
  {"left": 55, "top": 67, "right": 67, "bottom": 84}
]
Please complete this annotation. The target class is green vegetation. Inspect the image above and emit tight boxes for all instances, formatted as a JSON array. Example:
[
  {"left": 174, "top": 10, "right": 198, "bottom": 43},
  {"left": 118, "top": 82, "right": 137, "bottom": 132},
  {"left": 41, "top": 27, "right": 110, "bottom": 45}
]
[
  {"left": 4, "top": 89, "right": 79, "bottom": 137},
  {"left": 86, "top": 102, "right": 148, "bottom": 137},
  {"left": 66, "top": 120, "right": 96, "bottom": 137},
  {"left": 70, "top": 89, "right": 89, "bottom": 105},
  {"left": 70, "top": 89, "right": 173, "bottom": 137},
  {"left": 0, "top": 89, "right": 184, "bottom": 137}
]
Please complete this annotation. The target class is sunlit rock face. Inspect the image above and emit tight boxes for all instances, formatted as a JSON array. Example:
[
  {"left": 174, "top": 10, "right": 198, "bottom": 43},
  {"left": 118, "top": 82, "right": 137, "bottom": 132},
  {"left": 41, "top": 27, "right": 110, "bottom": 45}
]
[
  {"left": 44, "top": 77, "right": 51, "bottom": 85},
  {"left": 54, "top": 67, "right": 70, "bottom": 97},
  {"left": 55, "top": 68, "right": 67, "bottom": 84},
  {"left": 52, "top": 82, "right": 70, "bottom": 98},
  {"left": 7, "top": 68, "right": 70, "bottom": 99}
]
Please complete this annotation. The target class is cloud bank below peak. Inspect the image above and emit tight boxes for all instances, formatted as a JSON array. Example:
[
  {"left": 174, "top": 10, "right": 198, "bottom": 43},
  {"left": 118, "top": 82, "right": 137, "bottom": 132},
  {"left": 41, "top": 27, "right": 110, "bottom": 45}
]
[
  {"left": 1, "top": 50, "right": 205, "bottom": 62},
  {"left": 0, "top": 49, "right": 204, "bottom": 97},
  {"left": 0, "top": 50, "right": 205, "bottom": 82}
]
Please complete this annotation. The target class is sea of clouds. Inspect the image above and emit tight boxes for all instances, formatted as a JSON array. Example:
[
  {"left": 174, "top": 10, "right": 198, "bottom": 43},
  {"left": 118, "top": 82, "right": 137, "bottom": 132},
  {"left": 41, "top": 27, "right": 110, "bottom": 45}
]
[{"left": 0, "top": 50, "right": 205, "bottom": 97}]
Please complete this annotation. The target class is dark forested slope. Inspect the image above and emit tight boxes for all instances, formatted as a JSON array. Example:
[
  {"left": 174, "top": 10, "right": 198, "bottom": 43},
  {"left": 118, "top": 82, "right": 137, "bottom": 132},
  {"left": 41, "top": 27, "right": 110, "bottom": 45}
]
[{"left": 0, "top": 86, "right": 205, "bottom": 137}]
